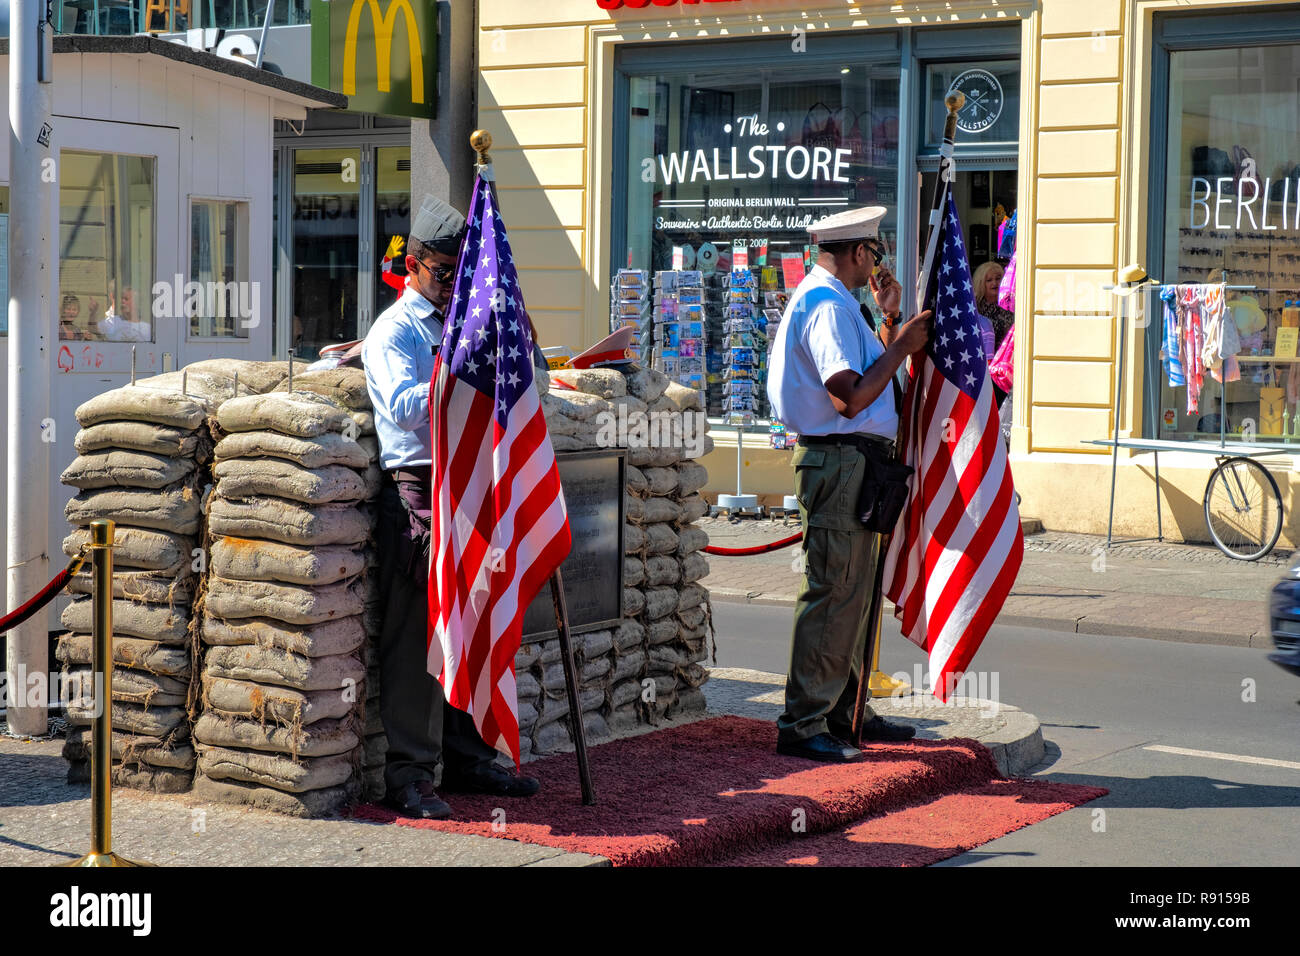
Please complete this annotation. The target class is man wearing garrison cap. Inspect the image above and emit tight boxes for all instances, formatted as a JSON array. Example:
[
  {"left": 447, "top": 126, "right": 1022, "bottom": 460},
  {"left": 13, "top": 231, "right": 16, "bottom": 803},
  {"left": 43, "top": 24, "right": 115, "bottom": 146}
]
[
  {"left": 363, "top": 194, "right": 539, "bottom": 819},
  {"left": 766, "top": 206, "right": 933, "bottom": 763}
]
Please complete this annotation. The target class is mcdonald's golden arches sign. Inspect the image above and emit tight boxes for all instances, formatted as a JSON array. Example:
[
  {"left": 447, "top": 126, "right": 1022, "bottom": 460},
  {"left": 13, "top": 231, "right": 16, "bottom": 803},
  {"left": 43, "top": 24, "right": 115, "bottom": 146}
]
[{"left": 311, "top": 0, "right": 437, "bottom": 118}]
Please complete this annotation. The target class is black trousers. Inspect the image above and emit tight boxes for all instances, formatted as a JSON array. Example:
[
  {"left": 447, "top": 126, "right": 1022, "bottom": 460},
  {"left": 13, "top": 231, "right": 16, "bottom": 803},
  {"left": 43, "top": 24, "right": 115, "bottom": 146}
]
[{"left": 374, "top": 477, "right": 498, "bottom": 791}]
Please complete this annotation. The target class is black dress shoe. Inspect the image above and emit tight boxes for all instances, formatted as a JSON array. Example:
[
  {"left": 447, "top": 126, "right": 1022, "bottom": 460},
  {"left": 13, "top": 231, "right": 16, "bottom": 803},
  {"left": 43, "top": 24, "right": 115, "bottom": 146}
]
[
  {"left": 776, "top": 732, "right": 864, "bottom": 763},
  {"left": 858, "top": 715, "right": 917, "bottom": 742},
  {"left": 384, "top": 780, "right": 453, "bottom": 820},
  {"left": 442, "top": 763, "right": 541, "bottom": 797}
]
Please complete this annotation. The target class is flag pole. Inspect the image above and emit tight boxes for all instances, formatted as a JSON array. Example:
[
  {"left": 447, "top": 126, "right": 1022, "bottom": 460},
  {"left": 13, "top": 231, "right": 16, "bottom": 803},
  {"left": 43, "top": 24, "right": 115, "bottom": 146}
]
[
  {"left": 851, "top": 91, "right": 965, "bottom": 746},
  {"left": 471, "top": 130, "right": 596, "bottom": 805}
]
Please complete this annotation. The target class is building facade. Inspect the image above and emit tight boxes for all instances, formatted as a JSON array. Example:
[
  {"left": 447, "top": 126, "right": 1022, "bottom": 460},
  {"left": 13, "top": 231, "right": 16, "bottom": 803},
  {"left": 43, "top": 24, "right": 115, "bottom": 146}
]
[{"left": 477, "top": 0, "right": 1300, "bottom": 548}]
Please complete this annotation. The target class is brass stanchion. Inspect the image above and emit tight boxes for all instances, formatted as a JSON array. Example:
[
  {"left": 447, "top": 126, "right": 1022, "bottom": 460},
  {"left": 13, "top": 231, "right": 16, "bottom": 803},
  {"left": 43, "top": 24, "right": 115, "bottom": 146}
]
[{"left": 65, "top": 519, "right": 149, "bottom": 867}]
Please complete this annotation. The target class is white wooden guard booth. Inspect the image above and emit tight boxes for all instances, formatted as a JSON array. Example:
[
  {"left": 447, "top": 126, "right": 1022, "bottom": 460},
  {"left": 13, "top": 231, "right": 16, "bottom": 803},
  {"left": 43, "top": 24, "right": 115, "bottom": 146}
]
[{"left": 0, "top": 35, "right": 344, "bottom": 635}]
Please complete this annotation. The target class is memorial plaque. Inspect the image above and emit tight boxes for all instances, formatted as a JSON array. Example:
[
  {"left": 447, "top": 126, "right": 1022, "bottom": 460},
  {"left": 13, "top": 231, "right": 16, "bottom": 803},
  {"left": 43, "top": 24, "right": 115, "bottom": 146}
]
[{"left": 521, "top": 449, "right": 626, "bottom": 642}]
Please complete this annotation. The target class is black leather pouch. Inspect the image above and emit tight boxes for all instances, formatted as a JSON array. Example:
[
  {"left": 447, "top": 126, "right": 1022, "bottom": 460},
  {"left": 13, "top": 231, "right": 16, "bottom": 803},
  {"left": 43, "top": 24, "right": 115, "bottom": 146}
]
[{"left": 857, "top": 453, "right": 914, "bottom": 533}]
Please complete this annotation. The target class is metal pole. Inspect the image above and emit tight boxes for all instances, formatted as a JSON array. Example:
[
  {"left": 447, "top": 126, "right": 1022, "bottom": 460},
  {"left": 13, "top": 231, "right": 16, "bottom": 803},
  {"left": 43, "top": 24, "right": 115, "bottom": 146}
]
[
  {"left": 549, "top": 569, "right": 594, "bottom": 805},
  {"left": 6, "top": 0, "right": 55, "bottom": 737},
  {"left": 1107, "top": 311, "right": 1125, "bottom": 547},
  {"left": 66, "top": 520, "right": 145, "bottom": 866},
  {"left": 254, "top": 0, "right": 275, "bottom": 69},
  {"left": 851, "top": 532, "right": 889, "bottom": 745},
  {"left": 736, "top": 426, "right": 743, "bottom": 497}
]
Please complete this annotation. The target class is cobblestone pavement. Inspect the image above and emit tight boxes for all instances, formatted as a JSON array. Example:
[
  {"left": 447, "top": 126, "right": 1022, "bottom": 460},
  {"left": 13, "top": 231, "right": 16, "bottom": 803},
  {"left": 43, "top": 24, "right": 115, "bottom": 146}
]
[{"left": 697, "top": 516, "right": 1286, "bottom": 647}]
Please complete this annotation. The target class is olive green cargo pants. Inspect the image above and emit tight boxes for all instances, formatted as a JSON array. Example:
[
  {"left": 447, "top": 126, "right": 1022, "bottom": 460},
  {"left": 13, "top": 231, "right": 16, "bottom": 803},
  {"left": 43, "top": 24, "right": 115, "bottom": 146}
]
[{"left": 778, "top": 442, "right": 881, "bottom": 744}]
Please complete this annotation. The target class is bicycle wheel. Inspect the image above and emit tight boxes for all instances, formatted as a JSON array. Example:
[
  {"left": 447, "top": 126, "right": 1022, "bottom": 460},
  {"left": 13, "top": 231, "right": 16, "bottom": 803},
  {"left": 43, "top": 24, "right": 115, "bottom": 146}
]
[{"left": 1203, "top": 457, "right": 1283, "bottom": 561}]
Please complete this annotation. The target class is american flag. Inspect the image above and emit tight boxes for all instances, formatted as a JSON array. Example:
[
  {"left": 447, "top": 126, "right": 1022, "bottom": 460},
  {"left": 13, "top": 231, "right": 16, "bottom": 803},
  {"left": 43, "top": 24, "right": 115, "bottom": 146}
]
[
  {"left": 428, "top": 172, "right": 572, "bottom": 762},
  {"left": 882, "top": 189, "right": 1023, "bottom": 701}
]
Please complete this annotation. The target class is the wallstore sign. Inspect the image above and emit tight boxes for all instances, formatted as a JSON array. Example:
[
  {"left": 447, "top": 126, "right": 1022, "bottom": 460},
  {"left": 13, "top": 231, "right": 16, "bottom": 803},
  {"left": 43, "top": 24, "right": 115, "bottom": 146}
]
[{"left": 597, "top": 0, "right": 743, "bottom": 9}]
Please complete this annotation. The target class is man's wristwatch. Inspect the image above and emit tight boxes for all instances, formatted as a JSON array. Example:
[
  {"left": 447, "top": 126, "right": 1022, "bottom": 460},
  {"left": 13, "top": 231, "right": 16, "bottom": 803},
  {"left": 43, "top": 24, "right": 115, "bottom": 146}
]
[{"left": 881, "top": 311, "right": 901, "bottom": 328}]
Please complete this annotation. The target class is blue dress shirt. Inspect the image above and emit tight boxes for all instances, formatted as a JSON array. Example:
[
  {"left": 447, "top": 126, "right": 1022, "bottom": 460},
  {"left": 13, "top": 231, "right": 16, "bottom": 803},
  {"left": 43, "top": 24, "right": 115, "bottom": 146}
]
[{"left": 362, "top": 287, "right": 444, "bottom": 470}]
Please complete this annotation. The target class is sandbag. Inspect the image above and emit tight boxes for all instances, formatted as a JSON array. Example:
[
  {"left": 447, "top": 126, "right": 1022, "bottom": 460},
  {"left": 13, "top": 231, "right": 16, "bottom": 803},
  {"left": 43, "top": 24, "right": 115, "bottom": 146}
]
[
  {"left": 626, "top": 464, "right": 648, "bottom": 496},
  {"left": 642, "top": 467, "right": 678, "bottom": 497},
  {"left": 191, "top": 773, "right": 354, "bottom": 818},
  {"left": 56, "top": 633, "right": 191, "bottom": 677},
  {"left": 541, "top": 391, "right": 612, "bottom": 422},
  {"left": 76, "top": 385, "right": 211, "bottom": 429},
  {"left": 679, "top": 605, "right": 707, "bottom": 631},
  {"left": 625, "top": 365, "right": 669, "bottom": 404},
  {"left": 624, "top": 494, "right": 643, "bottom": 522},
  {"left": 196, "top": 745, "right": 355, "bottom": 793},
  {"left": 213, "top": 458, "right": 371, "bottom": 504},
  {"left": 61, "top": 449, "right": 197, "bottom": 490},
  {"left": 64, "top": 729, "right": 195, "bottom": 769},
  {"left": 273, "top": 367, "right": 372, "bottom": 410},
  {"left": 645, "top": 555, "right": 681, "bottom": 587},
  {"left": 610, "top": 649, "right": 646, "bottom": 684},
  {"left": 65, "top": 480, "right": 203, "bottom": 535},
  {"left": 64, "top": 698, "right": 186, "bottom": 737},
  {"left": 579, "top": 630, "right": 614, "bottom": 659},
  {"left": 644, "top": 587, "right": 679, "bottom": 621},
  {"left": 663, "top": 380, "right": 704, "bottom": 411},
  {"left": 677, "top": 526, "right": 709, "bottom": 556},
  {"left": 202, "top": 675, "right": 357, "bottom": 726},
  {"left": 63, "top": 665, "right": 189, "bottom": 708},
  {"left": 66, "top": 762, "right": 193, "bottom": 793},
  {"left": 646, "top": 618, "right": 679, "bottom": 645},
  {"left": 623, "top": 588, "right": 645, "bottom": 617},
  {"left": 66, "top": 568, "right": 195, "bottom": 605},
  {"left": 679, "top": 493, "right": 709, "bottom": 524},
  {"left": 644, "top": 523, "right": 679, "bottom": 555},
  {"left": 678, "top": 583, "right": 708, "bottom": 612},
  {"left": 183, "top": 359, "right": 289, "bottom": 394},
  {"left": 623, "top": 556, "right": 645, "bottom": 587},
  {"left": 64, "top": 527, "right": 192, "bottom": 573},
  {"left": 203, "top": 645, "right": 363, "bottom": 692},
  {"left": 208, "top": 496, "right": 372, "bottom": 546},
  {"left": 199, "top": 614, "right": 365, "bottom": 658},
  {"left": 641, "top": 497, "right": 681, "bottom": 524},
  {"left": 193, "top": 714, "right": 359, "bottom": 758},
  {"left": 681, "top": 551, "right": 709, "bottom": 584},
  {"left": 550, "top": 434, "right": 587, "bottom": 452},
  {"left": 210, "top": 535, "right": 366, "bottom": 586},
  {"left": 550, "top": 368, "right": 626, "bottom": 398},
  {"left": 213, "top": 430, "right": 373, "bottom": 469},
  {"left": 614, "top": 619, "right": 645, "bottom": 650},
  {"left": 75, "top": 421, "right": 203, "bottom": 458},
  {"left": 217, "top": 392, "right": 353, "bottom": 438},
  {"left": 676, "top": 462, "right": 709, "bottom": 497},
  {"left": 205, "top": 575, "right": 367, "bottom": 626},
  {"left": 61, "top": 597, "right": 191, "bottom": 644},
  {"left": 624, "top": 524, "right": 646, "bottom": 554},
  {"left": 136, "top": 370, "right": 253, "bottom": 402}
]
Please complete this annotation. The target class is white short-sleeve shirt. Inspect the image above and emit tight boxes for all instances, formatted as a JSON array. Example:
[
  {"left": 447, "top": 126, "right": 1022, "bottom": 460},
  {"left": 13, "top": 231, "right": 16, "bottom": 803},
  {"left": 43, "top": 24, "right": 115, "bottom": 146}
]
[{"left": 766, "top": 264, "right": 899, "bottom": 438}]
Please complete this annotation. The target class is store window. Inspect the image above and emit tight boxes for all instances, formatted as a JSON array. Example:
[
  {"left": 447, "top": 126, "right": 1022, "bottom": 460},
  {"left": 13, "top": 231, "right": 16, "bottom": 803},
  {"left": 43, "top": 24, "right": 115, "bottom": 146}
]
[
  {"left": 1157, "top": 40, "right": 1300, "bottom": 442},
  {"left": 924, "top": 61, "right": 1020, "bottom": 148},
  {"left": 58, "top": 152, "right": 156, "bottom": 343},
  {"left": 291, "top": 147, "right": 361, "bottom": 358},
  {"left": 619, "top": 61, "right": 900, "bottom": 421},
  {"left": 374, "top": 146, "right": 412, "bottom": 318},
  {"left": 0, "top": 186, "right": 9, "bottom": 335},
  {"left": 189, "top": 199, "right": 251, "bottom": 338}
]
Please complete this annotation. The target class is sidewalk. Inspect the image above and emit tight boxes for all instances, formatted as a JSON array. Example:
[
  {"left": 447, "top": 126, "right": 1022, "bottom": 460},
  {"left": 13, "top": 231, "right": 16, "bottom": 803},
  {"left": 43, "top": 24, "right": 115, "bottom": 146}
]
[{"left": 698, "top": 517, "right": 1289, "bottom": 648}]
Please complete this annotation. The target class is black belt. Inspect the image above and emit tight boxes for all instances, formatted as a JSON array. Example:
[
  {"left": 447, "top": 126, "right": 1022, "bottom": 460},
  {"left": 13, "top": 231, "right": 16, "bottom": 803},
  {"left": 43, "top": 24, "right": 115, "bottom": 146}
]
[
  {"left": 798, "top": 433, "right": 894, "bottom": 456},
  {"left": 387, "top": 465, "right": 432, "bottom": 484}
]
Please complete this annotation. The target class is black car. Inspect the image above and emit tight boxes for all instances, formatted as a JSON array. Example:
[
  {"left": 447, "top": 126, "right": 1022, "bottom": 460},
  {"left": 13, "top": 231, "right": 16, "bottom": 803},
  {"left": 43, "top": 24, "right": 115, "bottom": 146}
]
[{"left": 1267, "top": 565, "right": 1300, "bottom": 676}]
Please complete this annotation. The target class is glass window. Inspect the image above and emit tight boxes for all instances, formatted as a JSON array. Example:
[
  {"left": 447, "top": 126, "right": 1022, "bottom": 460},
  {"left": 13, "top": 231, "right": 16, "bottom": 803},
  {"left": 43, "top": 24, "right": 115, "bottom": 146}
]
[
  {"left": 58, "top": 152, "right": 156, "bottom": 343},
  {"left": 374, "top": 146, "right": 411, "bottom": 319},
  {"left": 291, "top": 147, "right": 361, "bottom": 358},
  {"left": 924, "top": 61, "right": 1020, "bottom": 147},
  {"left": 190, "top": 199, "right": 250, "bottom": 338},
  {"left": 1158, "top": 42, "right": 1300, "bottom": 442},
  {"left": 620, "top": 61, "right": 900, "bottom": 420}
]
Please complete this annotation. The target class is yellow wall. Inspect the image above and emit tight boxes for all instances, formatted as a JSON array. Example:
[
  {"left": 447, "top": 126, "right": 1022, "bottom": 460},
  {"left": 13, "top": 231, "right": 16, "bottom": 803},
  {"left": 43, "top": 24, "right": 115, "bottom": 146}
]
[{"left": 478, "top": 0, "right": 1300, "bottom": 545}]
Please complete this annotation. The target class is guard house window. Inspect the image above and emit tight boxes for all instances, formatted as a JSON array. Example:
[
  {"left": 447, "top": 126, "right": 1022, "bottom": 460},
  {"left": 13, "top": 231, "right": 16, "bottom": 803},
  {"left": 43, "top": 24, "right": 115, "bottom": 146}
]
[
  {"left": 190, "top": 199, "right": 251, "bottom": 338},
  {"left": 58, "top": 152, "right": 156, "bottom": 343},
  {"left": 1157, "top": 41, "right": 1300, "bottom": 442},
  {"left": 620, "top": 61, "right": 900, "bottom": 420}
]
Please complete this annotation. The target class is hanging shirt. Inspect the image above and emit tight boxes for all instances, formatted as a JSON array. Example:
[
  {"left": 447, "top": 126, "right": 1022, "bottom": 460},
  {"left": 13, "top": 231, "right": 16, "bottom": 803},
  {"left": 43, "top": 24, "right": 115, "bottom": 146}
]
[
  {"left": 767, "top": 264, "right": 898, "bottom": 438},
  {"left": 1160, "top": 285, "right": 1186, "bottom": 388},
  {"left": 362, "top": 286, "right": 444, "bottom": 470}
]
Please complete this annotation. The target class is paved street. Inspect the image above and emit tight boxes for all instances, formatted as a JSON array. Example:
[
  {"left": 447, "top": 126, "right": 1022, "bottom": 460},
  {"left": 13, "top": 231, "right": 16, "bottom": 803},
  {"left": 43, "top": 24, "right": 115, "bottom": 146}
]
[{"left": 711, "top": 600, "right": 1300, "bottom": 866}]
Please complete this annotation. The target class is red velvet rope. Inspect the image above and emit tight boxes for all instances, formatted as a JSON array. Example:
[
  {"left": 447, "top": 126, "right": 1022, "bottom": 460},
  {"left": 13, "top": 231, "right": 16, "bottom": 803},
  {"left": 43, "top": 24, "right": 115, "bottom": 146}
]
[
  {"left": 0, "top": 552, "right": 86, "bottom": 635},
  {"left": 703, "top": 532, "right": 804, "bottom": 556}
]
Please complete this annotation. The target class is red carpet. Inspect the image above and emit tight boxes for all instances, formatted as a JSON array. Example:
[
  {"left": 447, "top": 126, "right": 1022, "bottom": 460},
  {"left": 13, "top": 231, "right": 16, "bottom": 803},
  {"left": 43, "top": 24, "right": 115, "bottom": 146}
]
[{"left": 350, "top": 716, "right": 1106, "bottom": 867}]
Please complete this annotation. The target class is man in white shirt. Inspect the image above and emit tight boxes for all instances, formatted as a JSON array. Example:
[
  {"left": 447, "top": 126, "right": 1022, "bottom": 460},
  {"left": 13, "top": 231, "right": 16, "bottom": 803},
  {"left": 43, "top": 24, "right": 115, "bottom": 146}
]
[
  {"left": 363, "top": 194, "right": 539, "bottom": 819},
  {"left": 767, "top": 206, "right": 931, "bottom": 763}
]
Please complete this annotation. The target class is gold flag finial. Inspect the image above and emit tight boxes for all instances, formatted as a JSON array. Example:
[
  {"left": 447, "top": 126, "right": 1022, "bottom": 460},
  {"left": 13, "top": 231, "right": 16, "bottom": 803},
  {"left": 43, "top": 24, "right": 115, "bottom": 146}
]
[
  {"left": 945, "top": 91, "right": 966, "bottom": 115},
  {"left": 471, "top": 130, "right": 493, "bottom": 166}
]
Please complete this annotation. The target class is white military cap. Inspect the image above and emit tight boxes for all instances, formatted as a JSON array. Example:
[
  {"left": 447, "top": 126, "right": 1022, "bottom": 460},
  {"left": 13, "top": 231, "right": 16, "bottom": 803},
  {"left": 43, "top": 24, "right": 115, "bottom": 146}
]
[{"left": 807, "top": 206, "right": 887, "bottom": 244}]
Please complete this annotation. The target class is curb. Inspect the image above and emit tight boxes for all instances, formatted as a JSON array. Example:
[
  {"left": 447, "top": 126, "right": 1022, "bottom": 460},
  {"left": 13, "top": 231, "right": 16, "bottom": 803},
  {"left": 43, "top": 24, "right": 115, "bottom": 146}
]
[
  {"left": 870, "top": 696, "right": 1045, "bottom": 777},
  {"left": 707, "top": 587, "right": 1265, "bottom": 650}
]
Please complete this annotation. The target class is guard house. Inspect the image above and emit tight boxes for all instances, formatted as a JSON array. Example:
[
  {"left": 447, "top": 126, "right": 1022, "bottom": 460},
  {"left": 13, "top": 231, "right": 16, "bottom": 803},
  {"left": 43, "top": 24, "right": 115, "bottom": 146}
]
[{"left": 0, "top": 34, "right": 344, "bottom": 620}]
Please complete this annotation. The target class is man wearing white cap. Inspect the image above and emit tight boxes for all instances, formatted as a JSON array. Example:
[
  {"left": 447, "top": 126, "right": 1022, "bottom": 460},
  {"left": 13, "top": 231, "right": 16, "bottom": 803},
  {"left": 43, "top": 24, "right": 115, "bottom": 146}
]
[{"left": 767, "top": 205, "right": 932, "bottom": 763}]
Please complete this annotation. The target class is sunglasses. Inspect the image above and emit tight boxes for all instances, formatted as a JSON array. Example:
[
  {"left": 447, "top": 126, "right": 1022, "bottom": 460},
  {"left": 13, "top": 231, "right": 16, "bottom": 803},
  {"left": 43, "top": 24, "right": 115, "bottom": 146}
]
[{"left": 413, "top": 257, "right": 457, "bottom": 284}]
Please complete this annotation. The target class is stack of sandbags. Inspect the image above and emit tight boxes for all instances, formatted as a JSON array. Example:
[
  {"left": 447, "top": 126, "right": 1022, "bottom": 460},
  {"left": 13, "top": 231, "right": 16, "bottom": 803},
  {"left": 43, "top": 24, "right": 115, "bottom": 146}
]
[
  {"left": 57, "top": 382, "right": 217, "bottom": 793},
  {"left": 193, "top": 387, "right": 377, "bottom": 817},
  {"left": 516, "top": 365, "right": 712, "bottom": 755}
]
